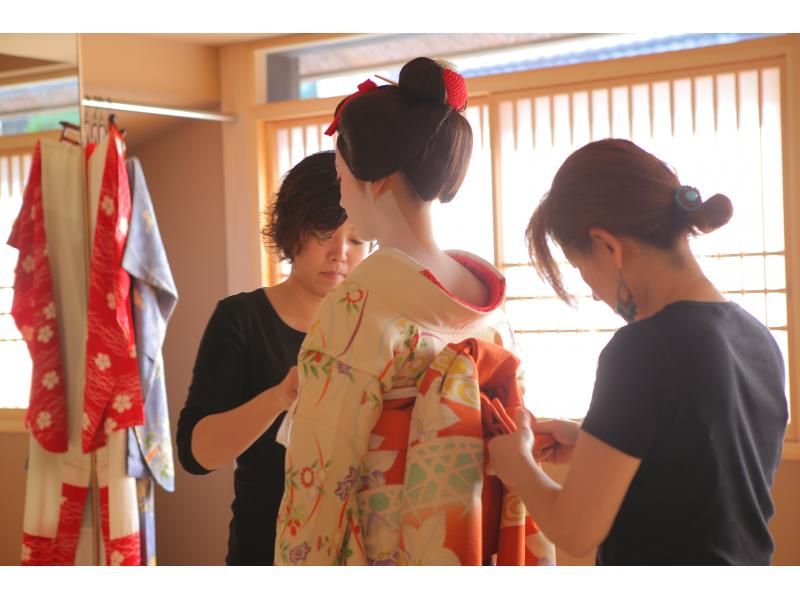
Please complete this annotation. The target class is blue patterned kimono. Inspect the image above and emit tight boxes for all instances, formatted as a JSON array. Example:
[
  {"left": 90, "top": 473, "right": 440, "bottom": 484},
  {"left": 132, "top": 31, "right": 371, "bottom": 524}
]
[{"left": 123, "top": 157, "right": 178, "bottom": 565}]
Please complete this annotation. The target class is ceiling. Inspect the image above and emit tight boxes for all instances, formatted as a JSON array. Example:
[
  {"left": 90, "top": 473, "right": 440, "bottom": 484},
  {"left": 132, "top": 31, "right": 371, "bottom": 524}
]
[
  {"left": 0, "top": 34, "right": 77, "bottom": 66},
  {"left": 289, "top": 33, "right": 584, "bottom": 77},
  {"left": 141, "top": 33, "right": 282, "bottom": 46},
  {"left": 0, "top": 33, "right": 279, "bottom": 73},
  {"left": 0, "top": 54, "right": 57, "bottom": 74}
]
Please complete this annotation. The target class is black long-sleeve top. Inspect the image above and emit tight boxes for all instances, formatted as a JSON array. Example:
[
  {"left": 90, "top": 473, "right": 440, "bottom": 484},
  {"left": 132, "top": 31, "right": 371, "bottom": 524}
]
[{"left": 177, "top": 289, "right": 305, "bottom": 565}]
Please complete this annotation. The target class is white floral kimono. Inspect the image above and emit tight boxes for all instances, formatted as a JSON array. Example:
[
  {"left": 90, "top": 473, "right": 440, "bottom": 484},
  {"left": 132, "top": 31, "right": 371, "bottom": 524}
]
[{"left": 275, "top": 247, "right": 520, "bottom": 565}]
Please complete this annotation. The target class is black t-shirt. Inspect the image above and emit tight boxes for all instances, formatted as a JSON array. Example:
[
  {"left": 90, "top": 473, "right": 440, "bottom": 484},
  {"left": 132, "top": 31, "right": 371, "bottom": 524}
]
[
  {"left": 176, "top": 289, "right": 305, "bottom": 565},
  {"left": 581, "top": 301, "right": 788, "bottom": 565}
]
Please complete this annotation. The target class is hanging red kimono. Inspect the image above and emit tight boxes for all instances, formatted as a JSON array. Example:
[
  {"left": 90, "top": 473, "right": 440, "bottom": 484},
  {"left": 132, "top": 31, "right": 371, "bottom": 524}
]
[
  {"left": 7, "top": 142, "right": 68, "bottom": 453},
  {"left": 16, "top": 134, "right": 142, "bottom": 566},
  {"left": 81, "top": 125, "right": 144, "bottom": 452}
]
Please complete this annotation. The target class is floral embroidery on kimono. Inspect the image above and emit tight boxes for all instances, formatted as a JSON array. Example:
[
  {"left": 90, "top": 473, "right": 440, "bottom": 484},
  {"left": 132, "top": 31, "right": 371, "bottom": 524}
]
[
  {"left": 122, "top": 157, "right": 178, "bottom": 565},
  {"left": 276, "top": 248, "right": 533, "bottom": 565}
]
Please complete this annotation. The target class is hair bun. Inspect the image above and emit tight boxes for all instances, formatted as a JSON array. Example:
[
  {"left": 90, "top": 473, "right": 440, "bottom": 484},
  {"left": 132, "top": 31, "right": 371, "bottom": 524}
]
[
  {"left": 687, "top": 192, "right": 734, "bottom": 234},
  {"left": 398, "top": 57, "right": 449, "bottom": 107}
]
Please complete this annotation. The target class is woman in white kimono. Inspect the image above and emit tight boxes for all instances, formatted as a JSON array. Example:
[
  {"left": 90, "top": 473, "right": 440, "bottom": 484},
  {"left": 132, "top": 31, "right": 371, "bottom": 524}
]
[{"left": 274, "top": 58, "right": 551, "bottom": 565}]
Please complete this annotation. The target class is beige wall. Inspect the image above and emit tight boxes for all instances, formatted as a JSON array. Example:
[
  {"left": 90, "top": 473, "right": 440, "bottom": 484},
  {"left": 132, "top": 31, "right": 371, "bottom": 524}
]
[
  {"left": 79, "top": 34, "right": 221, "bottom": 149},
  {"left": 219, "top": 43, "right": 264, "bottom": 295},
  {"left": 0, "top": 432, "right": 28, "bottom": 564},
  {"left": 769, "top": 459, "right": 800, "bottom": 565},
  {"left": 128, "top": 120, "right": 233, "bottom": 565}
]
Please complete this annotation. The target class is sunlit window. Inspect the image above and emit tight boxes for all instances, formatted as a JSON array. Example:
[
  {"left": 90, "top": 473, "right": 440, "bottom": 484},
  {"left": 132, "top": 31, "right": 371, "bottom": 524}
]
[
  {"left": 266, "top": 63, "right": 790, "bottom": 422},
  {"left": 496, "top": 67, "right": 788, "bottom": 418},
  {"left": 0, "top": 151, "right": 33, "bottom": 408}
]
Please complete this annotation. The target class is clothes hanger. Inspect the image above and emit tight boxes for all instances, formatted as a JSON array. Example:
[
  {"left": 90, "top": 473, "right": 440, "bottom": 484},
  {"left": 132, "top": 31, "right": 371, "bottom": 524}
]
[
  {"left": 91, "top": 102, "right": 100, "bottom": 144},
  {"left": 97, "top": 101, "right": 107, "bottom": 142},
  {"left": 107, "top": 111, "right": 126, "bottom": 138},
  {"left": 58, "top": 121, "right": 81, "bottom": 145}
]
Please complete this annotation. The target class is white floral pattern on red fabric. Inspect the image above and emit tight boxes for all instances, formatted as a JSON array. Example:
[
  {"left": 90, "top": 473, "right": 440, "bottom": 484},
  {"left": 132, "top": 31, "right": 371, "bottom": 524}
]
[
  {"left": 43, "top": 302, "right": 55, "bottom": 319},
  {"left": 82, "top": 126, "right": 144, "bottom": 452},
  {"left": 94, "top": 353, "right": 111, "bottom": 371},
  {"left": 20, "top": 534, "right": 52, "bottom": 566},
  {"left": 102, "top": 195, "right": 114, "bottom": 216},
  {"left": 36, "top": 411, "right": 52, "bottom": 429},
  {"left": 7, "top": 142, "right": 68, "bottom": 452},
  {"left": 37, "top": 325, "right": 53, "bottom": 343},
  {"left": 41, "top": 370, "right": 59, "bottom": 390},
  {"left": 112, "top": 394, "right": 132, "bottom": 413}
]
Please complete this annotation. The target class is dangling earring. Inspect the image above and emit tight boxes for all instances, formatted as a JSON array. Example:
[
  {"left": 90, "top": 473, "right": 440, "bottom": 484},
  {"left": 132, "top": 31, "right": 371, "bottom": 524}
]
[{"left": 615, "top": 272, "right": 637, "bottom": 323}]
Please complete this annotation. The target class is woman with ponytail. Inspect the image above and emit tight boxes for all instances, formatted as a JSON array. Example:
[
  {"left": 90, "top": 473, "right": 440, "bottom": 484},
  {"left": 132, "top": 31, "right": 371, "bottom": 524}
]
[{"left": 487, "top": 139, "right": 788, "bottom": 564}]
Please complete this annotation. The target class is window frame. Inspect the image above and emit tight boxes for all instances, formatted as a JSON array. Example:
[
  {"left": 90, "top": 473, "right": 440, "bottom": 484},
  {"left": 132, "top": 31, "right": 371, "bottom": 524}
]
[{"left": 253, "top": 34, "right": 800, "bottom": 460}]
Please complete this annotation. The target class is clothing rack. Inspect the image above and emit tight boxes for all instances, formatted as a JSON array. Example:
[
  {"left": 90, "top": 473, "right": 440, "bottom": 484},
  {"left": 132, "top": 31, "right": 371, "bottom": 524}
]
[
  {"left": 81, "top": 97, "right": 237, "bottom": 123},
  {"left": 50, "top": 96, "right": 233, "bottom": 565}
]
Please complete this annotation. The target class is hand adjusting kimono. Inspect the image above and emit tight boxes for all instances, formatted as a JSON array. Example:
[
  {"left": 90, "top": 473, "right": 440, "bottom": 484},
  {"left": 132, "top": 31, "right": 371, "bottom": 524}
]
[{"left": 275, "top": 247, "right": 554, "bottom": 565}]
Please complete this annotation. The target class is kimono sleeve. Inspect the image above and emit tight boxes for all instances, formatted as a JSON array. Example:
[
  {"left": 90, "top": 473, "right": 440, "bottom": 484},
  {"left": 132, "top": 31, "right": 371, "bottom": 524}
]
[{"left": 274, "top": 346, "right": 383, "bottom": 565}]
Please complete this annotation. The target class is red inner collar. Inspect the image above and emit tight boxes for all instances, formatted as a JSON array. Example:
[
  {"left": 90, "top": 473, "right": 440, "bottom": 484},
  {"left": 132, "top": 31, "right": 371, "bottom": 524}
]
[{"left": 420, "top": 253, "right": 505, "bottom": 312}]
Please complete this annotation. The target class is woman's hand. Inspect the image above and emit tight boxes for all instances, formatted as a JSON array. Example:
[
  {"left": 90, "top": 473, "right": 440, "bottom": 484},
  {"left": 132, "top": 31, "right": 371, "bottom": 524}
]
[
  {"left": 487, "top": 408, "right": 537, "bottom": 490},
  {"left": 531, "top": 419, "right": 580, "bottom": 465},
  {"left": 192, "top": 365, "right": 300, "bottom": 471}
]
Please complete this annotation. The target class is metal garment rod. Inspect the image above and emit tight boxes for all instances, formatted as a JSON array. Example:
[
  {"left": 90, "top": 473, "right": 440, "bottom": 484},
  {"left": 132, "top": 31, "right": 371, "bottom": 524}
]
[{"left": 81, "top": 98, "right": 236, "bottom": 123}]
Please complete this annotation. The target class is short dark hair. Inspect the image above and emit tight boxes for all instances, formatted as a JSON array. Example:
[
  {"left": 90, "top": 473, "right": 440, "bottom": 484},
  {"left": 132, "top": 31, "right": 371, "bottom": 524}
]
[
  {"left": 262, "top": 150, "right": 346, "bottom": 263},
  {"left": 335, "top": 57, "right": 472, "bottom": 204},
  {"left": 526, "top": 138, "right": 734, "bottom": 303}
]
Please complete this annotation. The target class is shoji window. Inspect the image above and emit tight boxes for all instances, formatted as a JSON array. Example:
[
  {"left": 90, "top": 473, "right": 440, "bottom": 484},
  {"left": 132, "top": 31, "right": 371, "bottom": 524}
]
[
  {"left": 0, "top": 150, "right": 33, "bottom": 409},
  {"left": 497, "top": 66, "right": 789, "bottom": 419},
  {"left": 269, "top": 117, "right": 337, "bottom": 282},
  {"left": 262, "top": 61, "right": 792, "bottom": 428}
]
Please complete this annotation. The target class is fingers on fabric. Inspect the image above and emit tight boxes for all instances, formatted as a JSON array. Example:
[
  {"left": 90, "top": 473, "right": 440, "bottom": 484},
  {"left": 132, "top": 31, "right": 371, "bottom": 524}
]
[
  {"left": 513, "top": 406, "right": 532, "bottom": 432},
  {"left": 531, "top": 419, "right": 559, "bottom": 434}
]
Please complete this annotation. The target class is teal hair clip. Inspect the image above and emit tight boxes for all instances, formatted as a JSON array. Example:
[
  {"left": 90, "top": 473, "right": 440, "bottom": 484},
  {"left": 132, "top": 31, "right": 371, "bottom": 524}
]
[{"left": 674, "top": 185, "right": 702, "bottom": 211}]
